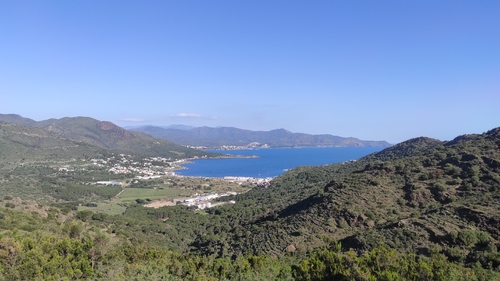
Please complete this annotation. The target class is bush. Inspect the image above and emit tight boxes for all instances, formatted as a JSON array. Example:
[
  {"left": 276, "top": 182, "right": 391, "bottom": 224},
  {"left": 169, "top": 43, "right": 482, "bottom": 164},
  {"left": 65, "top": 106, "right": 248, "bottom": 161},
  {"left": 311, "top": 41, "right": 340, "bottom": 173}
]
[
  {"left": 365, "top": 211, "right": 375, "bottom": 220},
  {"left": 5, "top": 202, "right": 15, "bottom": 208},
  {"left": 458, "top": 229, "right": 479, "bottom": 246},
  {"left": 338, "top": 220, "right": 349, "bottom": 229}
]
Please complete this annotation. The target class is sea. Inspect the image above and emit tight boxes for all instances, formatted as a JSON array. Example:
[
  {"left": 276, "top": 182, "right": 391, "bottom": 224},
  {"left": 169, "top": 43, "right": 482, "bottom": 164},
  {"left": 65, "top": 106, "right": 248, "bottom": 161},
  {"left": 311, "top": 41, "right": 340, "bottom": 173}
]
[{"left": 176, "top": 147, "right": 384, "bottom": 178}]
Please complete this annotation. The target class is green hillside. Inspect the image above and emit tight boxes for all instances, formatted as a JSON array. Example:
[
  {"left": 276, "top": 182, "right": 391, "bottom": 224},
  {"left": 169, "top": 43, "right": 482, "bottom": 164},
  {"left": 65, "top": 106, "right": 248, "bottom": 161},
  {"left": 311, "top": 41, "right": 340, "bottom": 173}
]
[
  {"left": 192, "top": 128, "right": 500, "bottom": 268},
  {"left": 2, "top": 199, "right": 497, "bottom": 280},
  {"left": 1, "top": 123, "right": 500, "bottom": 280},
  {"left": 0, "top": 123, "right": 123, "bottom": 202},
  {"left": 0, "top": 114, "right": 215, "bottom": 159},
  {"left": 0, "top": 122, "right": 110, "bottom": 166}
]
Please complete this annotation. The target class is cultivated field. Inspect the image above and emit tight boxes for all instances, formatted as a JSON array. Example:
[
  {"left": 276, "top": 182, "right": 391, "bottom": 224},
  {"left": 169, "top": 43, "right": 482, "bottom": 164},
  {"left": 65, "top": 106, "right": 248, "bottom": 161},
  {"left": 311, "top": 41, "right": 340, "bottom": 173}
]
[{"left": 118, "top": 187, "right": 194, "bottom": 203}]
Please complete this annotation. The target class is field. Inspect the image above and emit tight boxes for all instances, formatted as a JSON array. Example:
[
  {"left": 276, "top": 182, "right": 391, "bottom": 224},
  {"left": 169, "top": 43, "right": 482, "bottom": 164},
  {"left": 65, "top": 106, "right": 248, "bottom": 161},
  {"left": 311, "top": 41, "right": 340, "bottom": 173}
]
[
  {"left": 117, "top": 187, "right": 194, "bottom": 203},
  {"left": 77, "top": 175, "right": 254, "bottom": 214},
  {"left": 78, "top": 199, "right": 127, "bottom": 215}
]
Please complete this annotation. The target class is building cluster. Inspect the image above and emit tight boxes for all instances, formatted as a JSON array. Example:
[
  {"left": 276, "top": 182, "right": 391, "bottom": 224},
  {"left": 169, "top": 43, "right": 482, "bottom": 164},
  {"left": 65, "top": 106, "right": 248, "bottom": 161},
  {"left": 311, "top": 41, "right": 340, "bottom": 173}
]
[
  {"left": 223, "top": 176, "right": 272, "bottom": 187},
  {"left": 94, "top": 181, "right": 122, "bottom": 186},
  {"left": 217, "top": 142, "right": 270, "bottom": 150},
  {"left": 180, "top": 192, "right": 237, "bottom": 210},
  {"left": 188, "top": 142, "right": 270, "bottom": 150},
  {"left": 90, "top": 154, "right": 176, "bottom": 176}
]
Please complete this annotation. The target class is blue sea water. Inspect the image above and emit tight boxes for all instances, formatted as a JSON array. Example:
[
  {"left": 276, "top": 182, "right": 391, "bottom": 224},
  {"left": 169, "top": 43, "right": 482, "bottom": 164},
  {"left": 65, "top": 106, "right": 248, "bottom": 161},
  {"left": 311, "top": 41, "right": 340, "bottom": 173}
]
[{"left": 176, "top": 147, "right": 384, "bottom": 178}]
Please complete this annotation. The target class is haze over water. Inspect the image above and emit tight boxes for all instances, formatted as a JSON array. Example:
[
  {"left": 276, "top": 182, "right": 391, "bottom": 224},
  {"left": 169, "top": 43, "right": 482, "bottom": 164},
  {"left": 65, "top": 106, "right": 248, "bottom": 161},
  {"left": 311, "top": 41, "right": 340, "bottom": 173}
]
[{"left": 177, "top": 147, "right": 384, "bottom": 178}]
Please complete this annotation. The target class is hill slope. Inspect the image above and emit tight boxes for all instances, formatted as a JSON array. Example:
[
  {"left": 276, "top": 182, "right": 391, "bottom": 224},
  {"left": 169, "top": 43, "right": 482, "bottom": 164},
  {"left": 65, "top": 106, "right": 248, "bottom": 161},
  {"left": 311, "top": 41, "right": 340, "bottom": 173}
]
[
  {"left": 0, "top": 114, "right": 211, "bottom": 159},
  {"left": 0, "top": 122, "right": 110, "bottom": 165},
  {"left": 131, "top": 125, "right": 391, "bottom": 148},
  {"left": 192, "top": 127, "right": 500, "bottom": 268}
]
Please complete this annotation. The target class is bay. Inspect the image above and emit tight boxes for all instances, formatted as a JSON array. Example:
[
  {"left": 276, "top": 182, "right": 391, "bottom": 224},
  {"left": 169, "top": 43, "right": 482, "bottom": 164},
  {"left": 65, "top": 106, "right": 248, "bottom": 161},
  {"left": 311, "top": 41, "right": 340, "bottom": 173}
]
[{"left": 176, "top": 147, "right": 384, "bottom": 178}]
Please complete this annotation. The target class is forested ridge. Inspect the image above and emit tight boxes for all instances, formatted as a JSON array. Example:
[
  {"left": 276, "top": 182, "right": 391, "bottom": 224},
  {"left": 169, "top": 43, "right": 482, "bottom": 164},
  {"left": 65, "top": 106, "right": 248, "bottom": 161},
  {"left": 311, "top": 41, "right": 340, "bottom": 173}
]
[{"left": 1, "top": 125, "right": 500, "bottom": 280}]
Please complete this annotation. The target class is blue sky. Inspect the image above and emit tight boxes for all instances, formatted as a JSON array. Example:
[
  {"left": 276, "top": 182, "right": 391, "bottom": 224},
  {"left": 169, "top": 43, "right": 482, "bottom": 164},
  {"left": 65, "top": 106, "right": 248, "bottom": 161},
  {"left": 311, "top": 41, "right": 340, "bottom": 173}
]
[{"left": 1, "top": 1, "right": 499, "bottom": 143}]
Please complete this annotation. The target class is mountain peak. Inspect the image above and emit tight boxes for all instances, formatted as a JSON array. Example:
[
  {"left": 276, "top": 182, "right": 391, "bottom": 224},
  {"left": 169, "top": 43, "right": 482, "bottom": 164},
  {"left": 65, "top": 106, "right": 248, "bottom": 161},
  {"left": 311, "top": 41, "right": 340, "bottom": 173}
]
[
  {"left": 270, "top": 128, "right": 292, "bottom": 134},
  {"left": 97, "top": 121, "right": 132, "bottom": 138}
]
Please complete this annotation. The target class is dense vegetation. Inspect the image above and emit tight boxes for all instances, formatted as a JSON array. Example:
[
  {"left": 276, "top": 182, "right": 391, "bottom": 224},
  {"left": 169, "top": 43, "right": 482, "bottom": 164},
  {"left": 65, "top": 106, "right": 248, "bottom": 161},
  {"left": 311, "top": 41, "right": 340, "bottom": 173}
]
[
  {"left": 1, "top": 116, "right": 500, "bottom": 280},
  {"left": 1, "top": 201, "right": 498, "bottom": 280},
  {"left": 192, "top": 128, "right": 500, "bottom": 264}
]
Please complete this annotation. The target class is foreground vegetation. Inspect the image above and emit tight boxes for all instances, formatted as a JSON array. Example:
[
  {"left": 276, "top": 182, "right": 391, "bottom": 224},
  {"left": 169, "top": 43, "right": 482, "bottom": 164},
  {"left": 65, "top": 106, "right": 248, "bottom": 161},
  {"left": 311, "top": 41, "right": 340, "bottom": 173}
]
[{"left": 1, "top": 201, "right": 498, "bottom": 280}]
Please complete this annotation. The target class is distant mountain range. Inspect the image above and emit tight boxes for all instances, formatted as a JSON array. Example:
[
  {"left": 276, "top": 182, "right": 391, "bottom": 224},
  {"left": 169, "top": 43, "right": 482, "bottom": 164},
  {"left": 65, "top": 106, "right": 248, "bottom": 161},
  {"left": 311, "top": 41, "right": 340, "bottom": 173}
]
[
  {"left": 0, "top": 114, "right": 212, "bottom": 159},
  {"left": 129, "top": 125, "right": 391, "bottom": 148}
]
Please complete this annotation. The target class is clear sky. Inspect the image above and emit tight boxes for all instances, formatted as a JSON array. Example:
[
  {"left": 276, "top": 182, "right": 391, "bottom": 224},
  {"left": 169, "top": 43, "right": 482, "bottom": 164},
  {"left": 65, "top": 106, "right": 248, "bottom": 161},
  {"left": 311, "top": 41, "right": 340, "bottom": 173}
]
[{"left": 1, "top": 1, "right": 499, "bottom": 143}]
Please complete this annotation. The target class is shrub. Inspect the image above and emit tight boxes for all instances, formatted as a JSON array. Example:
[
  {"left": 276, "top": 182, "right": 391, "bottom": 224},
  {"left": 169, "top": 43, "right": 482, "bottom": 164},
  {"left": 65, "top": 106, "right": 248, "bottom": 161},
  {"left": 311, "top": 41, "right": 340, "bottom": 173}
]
[
  {"left": 458, "top": 229, "right": 479, "bottom": 247},
  {"left": 365, "top": 211, "right": 375, "bottom": 220},
  {"left": 338, "top": 220, "right": 349, "bottom": 229},
  {"left": 5, "top": 202, "right": 15, "bottom": 208}
]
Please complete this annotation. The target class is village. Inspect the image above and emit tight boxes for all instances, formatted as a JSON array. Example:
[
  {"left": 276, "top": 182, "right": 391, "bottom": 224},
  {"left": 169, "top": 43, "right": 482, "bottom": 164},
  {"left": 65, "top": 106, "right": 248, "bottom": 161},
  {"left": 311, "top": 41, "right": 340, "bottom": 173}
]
[
  {"left": 86, "top": 153, "right": 273, "bottom": 210},
  {"left": 89, "top": 153, "right": 272, "bottom": 186}
]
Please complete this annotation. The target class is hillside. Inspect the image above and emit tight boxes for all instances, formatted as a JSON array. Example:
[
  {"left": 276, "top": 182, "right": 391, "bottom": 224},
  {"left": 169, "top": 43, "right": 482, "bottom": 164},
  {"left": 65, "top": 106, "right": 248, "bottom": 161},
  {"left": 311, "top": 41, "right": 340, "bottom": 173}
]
[
  {"left": 191, "top": 127, "right": 500, "bottom": 270},
  {"left": 0, "top": 122, "right": 123, "bottom": 202},
  {"left": 0, "top": 114, "right": 212, "bottom": 159},
  {"left": 2, "top": 199, "right": 497, "bottom": 281},
  {"left": 131, "top": 125, "right": 391, "bottom": 148},
  {"left": 0, "top": 122, "right": 110, "bottom": 165}
]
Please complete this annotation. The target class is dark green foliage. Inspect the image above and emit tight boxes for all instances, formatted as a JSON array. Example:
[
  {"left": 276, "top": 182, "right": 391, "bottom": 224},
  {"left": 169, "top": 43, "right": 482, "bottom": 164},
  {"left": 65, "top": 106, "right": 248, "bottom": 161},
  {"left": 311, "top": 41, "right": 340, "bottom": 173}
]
[
  {"left": 1, "top": 205, "right": 499, "bottom": 281},
  {"left": 294, "top": 243, "right": 500, "bottom": 281}
]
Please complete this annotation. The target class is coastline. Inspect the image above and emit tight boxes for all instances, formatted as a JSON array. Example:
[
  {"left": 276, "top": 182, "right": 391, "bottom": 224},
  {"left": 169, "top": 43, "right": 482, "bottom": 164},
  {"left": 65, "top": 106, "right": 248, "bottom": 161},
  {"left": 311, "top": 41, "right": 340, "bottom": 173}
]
[{"left": 173, "top": 146, "right": 385, "bottom": 179}]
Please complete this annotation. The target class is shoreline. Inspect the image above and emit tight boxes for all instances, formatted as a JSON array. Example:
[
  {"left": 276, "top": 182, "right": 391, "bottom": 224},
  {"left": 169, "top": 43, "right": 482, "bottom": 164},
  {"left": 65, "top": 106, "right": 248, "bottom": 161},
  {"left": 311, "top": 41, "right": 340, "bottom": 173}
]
[
  {"left": 169, "top": 157, "right": 274, "bottom": 182},
  {"left": 170, "top": 146, "right": 383, "bottom": 180}
]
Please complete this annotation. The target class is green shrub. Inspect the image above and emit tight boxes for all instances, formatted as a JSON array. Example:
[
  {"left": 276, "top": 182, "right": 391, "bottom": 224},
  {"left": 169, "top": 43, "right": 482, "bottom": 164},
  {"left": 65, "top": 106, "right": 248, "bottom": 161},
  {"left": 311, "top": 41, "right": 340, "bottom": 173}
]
[{"left": 458, "top": 229, "right": 479, "bottom": 246}]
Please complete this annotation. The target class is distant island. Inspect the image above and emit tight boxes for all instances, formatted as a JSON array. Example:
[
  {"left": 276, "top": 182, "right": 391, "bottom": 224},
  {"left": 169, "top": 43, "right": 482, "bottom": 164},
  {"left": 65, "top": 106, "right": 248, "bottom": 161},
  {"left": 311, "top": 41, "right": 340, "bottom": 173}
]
[{"left": 129, "top": 125, "right": 391, "bottom": 149}]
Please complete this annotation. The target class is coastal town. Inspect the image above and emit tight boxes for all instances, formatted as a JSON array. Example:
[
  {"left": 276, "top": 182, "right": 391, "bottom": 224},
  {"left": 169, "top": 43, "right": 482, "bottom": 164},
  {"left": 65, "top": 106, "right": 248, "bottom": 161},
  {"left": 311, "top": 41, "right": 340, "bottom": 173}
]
[
  {"left": 85, "top": 153, "right": 273, "bottom": 210},
  {"left": 187, "top": 141, "right": 270, "bottom": 150},
  {"left": 90, "top": 154, "right": 272, "bottom": 184}
]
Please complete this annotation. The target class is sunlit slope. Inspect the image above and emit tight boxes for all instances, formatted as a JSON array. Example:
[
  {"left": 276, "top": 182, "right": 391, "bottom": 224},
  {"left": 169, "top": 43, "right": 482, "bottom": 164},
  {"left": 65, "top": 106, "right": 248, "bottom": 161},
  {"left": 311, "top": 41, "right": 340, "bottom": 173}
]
[{"left": 0, "top": 114, "right": 214, "bottom": 159}]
